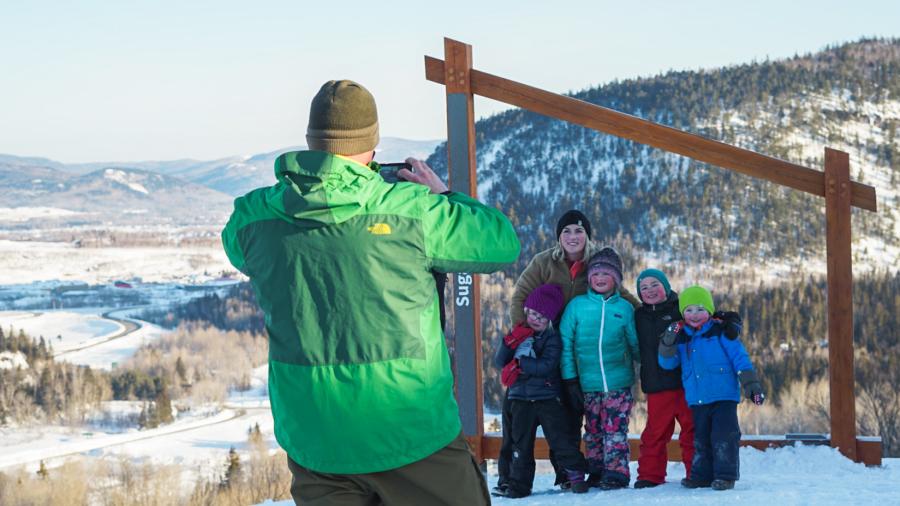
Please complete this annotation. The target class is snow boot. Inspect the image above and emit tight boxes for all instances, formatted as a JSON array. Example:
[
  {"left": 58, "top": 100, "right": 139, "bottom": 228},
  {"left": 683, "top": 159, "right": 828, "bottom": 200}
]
[
  {"left": 586, "top": 472, "right": 604, "bottom": 488},
  {"left": 681, "top": 477, "right": 712, "bottom": 489},
  {"left": 598, "top": 476, "right": 629, "bottom": 490},
  {"left": 555, "top": 472, "right": 571, "bottom": 490},
  {"left": 565, "top": 469, "right": 589, "bottom": 494},
  {"left": 492, "top": 484, "right": 530, "bottom": 499},
  {"left": 634, "top": 479, "right": 661, "bottom": 489},
  {"left": 711, "top": 479, "right": 735, "bottom": 491}
]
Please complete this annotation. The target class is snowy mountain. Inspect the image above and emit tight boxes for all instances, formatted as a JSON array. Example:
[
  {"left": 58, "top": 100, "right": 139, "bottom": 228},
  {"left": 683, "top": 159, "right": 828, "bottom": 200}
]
[
  {"left": 1, "top": 137, "right": 442, "bottom": 198},
  {"left": 426, "top": 38, "right": 900, "bottom": 279},
  {"left": 0, "top": 164, "right": 233, "bottom": 226}
]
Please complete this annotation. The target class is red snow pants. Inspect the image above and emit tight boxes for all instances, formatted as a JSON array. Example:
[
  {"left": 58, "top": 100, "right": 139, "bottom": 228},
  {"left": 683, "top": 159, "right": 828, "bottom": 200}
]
[{"left": 637, "top": 388, "right": 695, "bottom": 484}]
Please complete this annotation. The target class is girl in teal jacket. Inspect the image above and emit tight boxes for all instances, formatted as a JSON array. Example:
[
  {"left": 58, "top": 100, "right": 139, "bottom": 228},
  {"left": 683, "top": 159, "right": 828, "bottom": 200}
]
[{"left": 560, "top": 247, "right": 640, "bottom": 489}]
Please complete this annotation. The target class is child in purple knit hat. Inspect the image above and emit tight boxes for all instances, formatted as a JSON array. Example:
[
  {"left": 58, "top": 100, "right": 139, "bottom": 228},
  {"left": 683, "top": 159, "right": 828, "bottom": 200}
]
[{"left": 492, "top": 284, "right": 588, "bottom": 498}]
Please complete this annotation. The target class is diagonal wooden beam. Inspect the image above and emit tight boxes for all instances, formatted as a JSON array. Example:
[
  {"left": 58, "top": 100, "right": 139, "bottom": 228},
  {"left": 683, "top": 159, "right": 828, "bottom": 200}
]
[{"left": 424, "top": 56, "right": 877, "bottom": 212}]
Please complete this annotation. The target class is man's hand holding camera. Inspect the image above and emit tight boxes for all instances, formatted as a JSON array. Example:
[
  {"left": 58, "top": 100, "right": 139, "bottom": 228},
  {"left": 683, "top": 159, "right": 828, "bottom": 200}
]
[{"left": 399, "top": 158, "right": 448, "bottom": 194}]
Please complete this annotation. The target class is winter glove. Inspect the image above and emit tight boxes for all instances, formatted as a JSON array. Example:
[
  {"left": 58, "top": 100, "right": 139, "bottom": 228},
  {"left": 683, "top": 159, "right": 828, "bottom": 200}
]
[
  {"left": 563, "top": 378, "right": 585, "bottom": 416},
  {"left": 713, "top": 311, "right": 743, "bottom": 340},
  {"left": 501, "top": 361, "right": 522, "bottom": 387},
  {"left": 504, "top": 323, "right": 534, "bottom": 349},
  {"left": 513, "top": 337, "right": 536, "bottom": 360},
  {"left": 738, "top": 369, "right": 766, "bottom": 405},
  {"left": 659, "top": 321, "right": 683, "bottom": 358}
]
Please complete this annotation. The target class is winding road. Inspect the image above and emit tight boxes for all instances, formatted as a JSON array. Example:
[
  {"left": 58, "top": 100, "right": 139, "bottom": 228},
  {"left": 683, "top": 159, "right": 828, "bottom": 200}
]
[{"left": 52, "top": 308, "right": 142, "bottom": 358}]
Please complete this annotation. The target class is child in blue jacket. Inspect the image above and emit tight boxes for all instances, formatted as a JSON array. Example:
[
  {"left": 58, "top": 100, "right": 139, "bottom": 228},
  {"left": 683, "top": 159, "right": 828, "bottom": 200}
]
[
  {"left": 560, "top": 247, "right": 640, "bottom": 490},
  {"left": 658, "top": 285, "right": 765, "bottom": 491}
]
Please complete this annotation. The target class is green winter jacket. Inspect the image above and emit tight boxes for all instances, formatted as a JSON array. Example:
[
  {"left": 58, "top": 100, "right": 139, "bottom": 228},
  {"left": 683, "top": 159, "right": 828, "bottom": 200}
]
[
  {"left": 221, "top": 151, "right": 520, "bottom": 473},
  {"left": 559, "top": 289, "right": 640, "bottom": 393}
]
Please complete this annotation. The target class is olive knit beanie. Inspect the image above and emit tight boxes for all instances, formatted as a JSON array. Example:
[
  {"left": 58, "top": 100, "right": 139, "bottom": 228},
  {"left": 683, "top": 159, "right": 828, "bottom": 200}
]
[
  {"left": 679, "top": 285, "right": 715, "bottom": 315},
  {"left": 306, "top": 80, "right": 379, "bottom": 155}
]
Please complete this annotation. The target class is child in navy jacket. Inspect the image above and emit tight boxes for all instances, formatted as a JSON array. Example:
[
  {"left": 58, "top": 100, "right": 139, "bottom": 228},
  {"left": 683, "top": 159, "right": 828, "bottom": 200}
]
[
  {"left": 658, "top": 285, "right": 765, "bottom": 491},
  {"left": 492, "top": 284, "right": 588, "bottom": 498}
]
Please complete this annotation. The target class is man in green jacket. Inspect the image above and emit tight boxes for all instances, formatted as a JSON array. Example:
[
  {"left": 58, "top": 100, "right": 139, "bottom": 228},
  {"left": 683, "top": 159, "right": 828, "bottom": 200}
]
[{"left": 222, "top": 80, "right": 520, "bottom": 505}]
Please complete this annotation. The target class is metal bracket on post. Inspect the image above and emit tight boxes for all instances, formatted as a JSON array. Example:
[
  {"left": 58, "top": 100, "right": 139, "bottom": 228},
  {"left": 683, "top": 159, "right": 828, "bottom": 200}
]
[{"left": 442, "top": 37, "right": 484, "bottom": 462}]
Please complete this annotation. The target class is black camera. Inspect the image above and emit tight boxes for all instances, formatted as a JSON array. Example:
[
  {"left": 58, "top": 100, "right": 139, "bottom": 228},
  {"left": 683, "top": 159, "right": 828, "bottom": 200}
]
[{"left": 378, "top": 162, "right": 412, "bottom": 183}]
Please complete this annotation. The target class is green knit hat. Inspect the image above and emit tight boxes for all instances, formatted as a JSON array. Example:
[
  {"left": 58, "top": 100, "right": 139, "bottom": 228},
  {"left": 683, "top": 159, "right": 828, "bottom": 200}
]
[
  {"left": 306, "top": 80, "right": 379, "bottom": 155},
  {"left": 679, "top": 285, "right": 715, "bottom": 315}
]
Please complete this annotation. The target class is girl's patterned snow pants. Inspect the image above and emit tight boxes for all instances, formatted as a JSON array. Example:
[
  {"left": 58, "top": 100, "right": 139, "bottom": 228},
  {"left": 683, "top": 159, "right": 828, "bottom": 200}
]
[{"left": 583, "top": 388, "right": 633, "bottom": 482}]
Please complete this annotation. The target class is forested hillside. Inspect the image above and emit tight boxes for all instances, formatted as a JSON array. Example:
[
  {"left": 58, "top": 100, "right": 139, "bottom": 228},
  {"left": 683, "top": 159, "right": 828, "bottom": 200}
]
[{"left": 426, "top": 38, "right": 900, "bottom": 279}]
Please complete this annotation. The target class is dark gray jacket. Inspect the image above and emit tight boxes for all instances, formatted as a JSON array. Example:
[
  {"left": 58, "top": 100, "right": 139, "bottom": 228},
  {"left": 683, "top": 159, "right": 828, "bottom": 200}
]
[{"left": 494, "top": 327, "right": 563, "bottom": 401}]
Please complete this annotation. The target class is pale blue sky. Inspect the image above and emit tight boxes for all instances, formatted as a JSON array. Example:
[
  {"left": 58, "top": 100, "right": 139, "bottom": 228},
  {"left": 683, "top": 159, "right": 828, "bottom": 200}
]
[{"left": 2, "top": 0, "right": 898, "bottom": 162}]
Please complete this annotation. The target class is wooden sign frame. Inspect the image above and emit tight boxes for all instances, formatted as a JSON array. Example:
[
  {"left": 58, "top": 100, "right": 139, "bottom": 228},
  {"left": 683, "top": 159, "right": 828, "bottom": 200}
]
[{"left": 427, "top": 37, "right": 881, "bottom": 466}]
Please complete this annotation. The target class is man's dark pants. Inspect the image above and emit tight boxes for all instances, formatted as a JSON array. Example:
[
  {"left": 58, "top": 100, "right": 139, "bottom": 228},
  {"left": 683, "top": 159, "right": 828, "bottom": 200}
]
[{"left": 288, "top": 432, "right": 489, "bottom": 505}]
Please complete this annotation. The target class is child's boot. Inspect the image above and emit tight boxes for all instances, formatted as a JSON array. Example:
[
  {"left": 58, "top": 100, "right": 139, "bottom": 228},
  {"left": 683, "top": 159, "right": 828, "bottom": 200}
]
[
  {"left": 565, "top": 469, "right": 589, "bottom": 494},
  {"left": 634, "top": 479, "right": 661, "bottom": 489},
  {"left": 681, "top": 477, "right": 712, "bottom": 488},
  {"left": 586, "top": 472, "right": 604, "bottom": 488},
  {"left": 711, "top": 479, "right": 735, "bottom": 491},
  {"left": 598, "top": 475, "right": 629, "bottom": 490}
]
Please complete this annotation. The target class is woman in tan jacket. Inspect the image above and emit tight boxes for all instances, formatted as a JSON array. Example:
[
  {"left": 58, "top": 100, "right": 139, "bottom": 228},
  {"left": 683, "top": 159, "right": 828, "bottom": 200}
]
[
  {"left": 494, "top": 210, "right": 639, "bottom": 495},
  {"left": 509, "top": 210, "right": 638, "bottom": 325}
]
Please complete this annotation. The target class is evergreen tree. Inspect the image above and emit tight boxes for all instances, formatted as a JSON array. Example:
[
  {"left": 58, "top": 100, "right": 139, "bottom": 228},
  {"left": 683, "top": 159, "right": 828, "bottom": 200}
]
[
  {"left": 155, "top": 387, "right": 174, "bottom": 425},
  {"left": 222, "top": 446, "right": 241, "bottom": 488}
]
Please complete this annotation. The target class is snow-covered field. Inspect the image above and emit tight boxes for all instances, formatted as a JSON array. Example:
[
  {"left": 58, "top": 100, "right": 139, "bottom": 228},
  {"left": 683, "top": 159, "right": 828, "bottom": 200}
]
[
  {"left": 0, "top": 275, "right": 276, "bottom": 482},
  {"left": 0, "top": 310, "right": 121, "bottom": 349},
  {"left": 0, "top": 337, "right": 274, "bottom": 476},
  {"left": 0, "top": 239, "right": 233, "bottom": 285}
]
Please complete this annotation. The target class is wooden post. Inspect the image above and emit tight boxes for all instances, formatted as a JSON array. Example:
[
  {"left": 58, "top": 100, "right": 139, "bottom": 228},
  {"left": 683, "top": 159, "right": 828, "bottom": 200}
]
[
  {"left": 825, "top": 147, "right": 857, "bottom": 461},
  {"left": 442, "top": 37, "right": 484, "bottom": 461}
]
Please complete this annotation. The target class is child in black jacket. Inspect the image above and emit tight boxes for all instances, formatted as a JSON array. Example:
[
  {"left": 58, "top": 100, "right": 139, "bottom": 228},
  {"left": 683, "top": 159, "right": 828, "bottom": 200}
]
[
  {"left": 492, "top": 284, "right": 588, "bottom": 498},
  {"left": 633, "top": 269, "right": 694, "bottom": 488}
]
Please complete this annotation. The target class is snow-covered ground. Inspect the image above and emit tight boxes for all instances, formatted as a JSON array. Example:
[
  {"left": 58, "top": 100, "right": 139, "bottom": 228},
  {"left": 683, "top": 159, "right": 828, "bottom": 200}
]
[
  {"left": 0, "top": 283, "right": 277, "bottom": 482},
  {"left": 0, "top": 352, "right": 274, "bottom": 476},
  {"left": 259, "top": 446, "right": 899, "bottom": 505}
]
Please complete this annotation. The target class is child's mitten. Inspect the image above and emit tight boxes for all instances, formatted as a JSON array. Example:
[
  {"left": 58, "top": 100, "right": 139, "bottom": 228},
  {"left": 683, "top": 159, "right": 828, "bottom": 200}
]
[
  {"left": 513, "top": 337, "right": 535, "bottom": 360},
  {"left": 659, "top": 322, "right": 683, "bottom": 358},
  {"left": 713, "top": 311, "right": 743, "bottom": 340},
  {"left": 501, "top": 361, "right": 522, "bottom": 387},
  {"left": 738, "top": 369, "right": 766, "bottom": 405}
]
